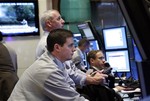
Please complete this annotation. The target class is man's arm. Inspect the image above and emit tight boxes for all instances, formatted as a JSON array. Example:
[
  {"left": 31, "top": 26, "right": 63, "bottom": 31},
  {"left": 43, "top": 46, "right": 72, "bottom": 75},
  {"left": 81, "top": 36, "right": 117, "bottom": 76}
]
[
  {"left": 85, "top": 72, "right": 108, "bottom": 85},
  {"left": 65, "top": 61, "right": 108, "bottom": 86}
]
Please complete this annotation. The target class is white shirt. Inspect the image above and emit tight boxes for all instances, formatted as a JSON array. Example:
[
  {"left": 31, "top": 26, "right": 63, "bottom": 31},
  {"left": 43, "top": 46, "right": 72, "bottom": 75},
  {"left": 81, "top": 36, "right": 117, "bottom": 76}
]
[
  {"left": 35, "top": 31, "right": 49, "bottom": 59},
  {"left": 72, "top": 47, "right": 86, "bottom": 70}
]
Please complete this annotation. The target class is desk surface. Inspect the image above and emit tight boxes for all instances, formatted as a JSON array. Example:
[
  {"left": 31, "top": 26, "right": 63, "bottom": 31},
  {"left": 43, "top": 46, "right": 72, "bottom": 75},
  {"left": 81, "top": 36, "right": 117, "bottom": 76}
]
[{"left": 121, "top": 88, "right": 141, "bottom": 94}]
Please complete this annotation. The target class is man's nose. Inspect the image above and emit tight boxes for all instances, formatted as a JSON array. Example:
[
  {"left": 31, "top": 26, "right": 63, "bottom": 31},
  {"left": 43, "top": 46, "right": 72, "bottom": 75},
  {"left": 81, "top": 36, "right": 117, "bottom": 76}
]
[{"left": 61, "top": 18, "right": 65, "bottom": 23}]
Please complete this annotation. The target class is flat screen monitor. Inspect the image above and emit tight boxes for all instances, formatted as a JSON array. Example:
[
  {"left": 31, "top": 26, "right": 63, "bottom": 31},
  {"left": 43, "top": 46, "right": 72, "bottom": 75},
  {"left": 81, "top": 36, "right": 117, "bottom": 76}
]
[
  {"left": 102, "top": 26, "right": 128, "bottom": 50},
  {"left": 73, "top": 33, "right": 82, "bottom": 47},
  {"left": 0, "top": 0, "right": 40, "bottom": 37},
  {"left": 89, "top": 40, "right": 100, "bottom": 51},
  {"left": 105, "top": 50, "right": 130, "bottom": 72},
  {"left": 77, "top": 22, "right": 95, "bottom": 40}
]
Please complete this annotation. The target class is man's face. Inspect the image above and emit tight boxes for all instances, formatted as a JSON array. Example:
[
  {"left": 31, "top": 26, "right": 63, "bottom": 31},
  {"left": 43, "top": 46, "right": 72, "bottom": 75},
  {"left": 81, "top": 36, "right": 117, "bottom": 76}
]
[
  {"left": 59, "top": 37, "right": 75, "bottom": 62},
  {"left": 92, "top": 51, "right": 106, "bottom": 70},
  {"left": 51, "top": 11, "right": 65, "bottom": 30}
]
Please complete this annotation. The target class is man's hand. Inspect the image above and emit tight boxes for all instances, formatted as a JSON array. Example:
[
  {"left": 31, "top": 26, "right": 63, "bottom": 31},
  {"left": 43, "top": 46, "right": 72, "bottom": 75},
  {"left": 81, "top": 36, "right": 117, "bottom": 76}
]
[{"left": 86, "top": 72, "right": 108, "bottom": 85}]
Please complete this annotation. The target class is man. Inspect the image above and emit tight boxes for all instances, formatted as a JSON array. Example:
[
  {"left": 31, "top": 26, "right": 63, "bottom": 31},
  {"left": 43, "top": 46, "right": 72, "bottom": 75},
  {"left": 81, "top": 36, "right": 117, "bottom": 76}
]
[
  {"left": 0, "top": 31, "right": 19, "bottom": 101},
  {"left": 36, "top": 9, "right": 65, "bottom": 59},
  {"left": 36, "top": 9, "right": 107, "bottom": 87},
  {"left": 8, "top": 29, "right": 107, "bottom": 101},
  {"left": 72, "top": 38, "right": 90, "bottom": 72},
  {"left": 83, "top": 50, "right": 125, "bottom": 101},
  {"left": 87, "top": 50, "right": 125, "bottom": 91}
]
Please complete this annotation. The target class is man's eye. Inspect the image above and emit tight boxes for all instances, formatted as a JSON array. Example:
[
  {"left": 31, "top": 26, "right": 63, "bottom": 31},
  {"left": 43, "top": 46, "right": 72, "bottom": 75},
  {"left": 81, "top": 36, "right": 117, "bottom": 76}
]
[
  {"left": 57, "top": 16, "right": 61, "bottom": 21},
  {"left": 99, "top": 57, "right": 105, "bottom": 60},
  {"left": 68, "top": 44, "right": 74, "bottom": 48}
]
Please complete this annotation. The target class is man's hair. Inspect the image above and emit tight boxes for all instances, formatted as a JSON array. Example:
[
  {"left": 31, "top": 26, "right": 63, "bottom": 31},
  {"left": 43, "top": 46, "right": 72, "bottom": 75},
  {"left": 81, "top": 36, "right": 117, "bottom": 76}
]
[
  {"left": 87, "top": 50, "right": 101, "bottom": 65},
  {"left": 0, "top": 31, "right": 3, "bottom": 41},
  {"left": 78, "top": 38, "right": 90, "bottom": 47},
  {"left": 40, "top": 9, "right": 58, "bottom": 31},
  {"left": 47, "top": 29, "right": 73, "bottom": 52}
]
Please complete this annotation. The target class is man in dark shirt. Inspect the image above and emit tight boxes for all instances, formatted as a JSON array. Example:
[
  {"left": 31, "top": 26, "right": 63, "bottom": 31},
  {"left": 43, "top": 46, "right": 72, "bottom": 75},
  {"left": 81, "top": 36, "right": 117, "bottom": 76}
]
[
  {"left": 83, "top": 50, "right": 125, "bottom": 101},
  {"left": 0, "top": 31, "right": 19, "bottom": 101}
]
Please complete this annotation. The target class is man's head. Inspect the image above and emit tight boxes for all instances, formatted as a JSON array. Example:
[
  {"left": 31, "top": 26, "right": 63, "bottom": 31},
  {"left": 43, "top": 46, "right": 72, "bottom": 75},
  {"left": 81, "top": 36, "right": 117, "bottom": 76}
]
[
  {"left": 87, "top": 50, "right": 106, "bottom": 70},
  {"left": 0, "top": 31, "right": 3, "bottom": 41},
  {"left": 78, "top": 38, "right": 90, "bottom": 53},
  {"left": 47, "top": 29, "right": 75, "bottom": 62},
  {"left": 40, "top": 9, "right": 65, "bottom": 32}
]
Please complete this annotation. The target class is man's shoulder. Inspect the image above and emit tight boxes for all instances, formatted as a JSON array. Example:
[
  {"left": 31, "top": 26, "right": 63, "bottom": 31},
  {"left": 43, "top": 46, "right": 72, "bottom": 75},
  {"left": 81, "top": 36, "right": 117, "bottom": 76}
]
[{"left": 37, "top": 35, "right": 47, "bottom": 45}]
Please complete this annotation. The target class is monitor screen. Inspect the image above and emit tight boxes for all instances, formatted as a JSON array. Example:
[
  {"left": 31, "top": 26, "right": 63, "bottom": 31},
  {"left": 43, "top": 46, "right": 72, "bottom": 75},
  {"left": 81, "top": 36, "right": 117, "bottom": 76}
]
[
  {"left": 0, "top": 0, "right": 40, "bottom": 37},
  {"left": 89, "top": 40, "right": 100, "bottom": 51},
  {"left": 73, "top": 33, "right": 82, "bottom": 47},
  {"left": 102, "top": 26, "right": 128, "bottom": 50},
  {"left": 77, "top": 22, "right": 95, "bottom": 40},
  {"left": 105, "top": 50, "right": 130, "bottom": 72}
]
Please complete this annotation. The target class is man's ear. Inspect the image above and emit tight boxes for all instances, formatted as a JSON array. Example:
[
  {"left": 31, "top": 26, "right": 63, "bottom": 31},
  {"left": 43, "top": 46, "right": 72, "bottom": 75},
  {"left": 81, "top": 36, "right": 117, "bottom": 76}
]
[
  {"left": 90, "top": 58, "right": 94, "bottom": 64},
  {"left": 46, "top": 20, "right": 52, "bottom": 28},
  {"left": 54, "top": 44, "right": 61, "bottom": 52}
]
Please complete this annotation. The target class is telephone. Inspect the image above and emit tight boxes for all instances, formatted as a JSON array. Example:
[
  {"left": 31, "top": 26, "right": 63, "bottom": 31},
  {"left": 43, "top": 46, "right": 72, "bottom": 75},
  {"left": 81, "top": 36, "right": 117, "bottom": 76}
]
[{"left": 102, "top": 67, "right": 112, "bottom": 75}]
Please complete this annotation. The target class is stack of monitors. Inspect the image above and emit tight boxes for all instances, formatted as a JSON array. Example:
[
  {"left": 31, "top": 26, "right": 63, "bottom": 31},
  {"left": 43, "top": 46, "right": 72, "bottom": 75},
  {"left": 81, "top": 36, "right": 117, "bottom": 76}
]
[{"left": 102, "top": 26, "right": 130, "bottom": 72}]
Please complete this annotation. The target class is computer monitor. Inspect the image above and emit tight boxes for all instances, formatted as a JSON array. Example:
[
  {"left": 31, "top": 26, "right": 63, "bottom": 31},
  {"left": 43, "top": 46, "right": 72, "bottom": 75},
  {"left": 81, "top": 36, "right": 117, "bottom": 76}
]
[
  {"left": 102, "top": 26, "right": 128, "bottom": 50},
  {"left": 105, "top": 50, "right": 130, "bottom": 72},
  {"left": 0, "top": 0, "right": 40, "bottom": 37},
  {"left": 77, "top": 22, "right": 95, "bottom": 40},
  {"left": 73, "top": 33, "right": 82, "bottom": 47},
  {"left": 89, "top": 40, "right": 100, "bottom": 51}
]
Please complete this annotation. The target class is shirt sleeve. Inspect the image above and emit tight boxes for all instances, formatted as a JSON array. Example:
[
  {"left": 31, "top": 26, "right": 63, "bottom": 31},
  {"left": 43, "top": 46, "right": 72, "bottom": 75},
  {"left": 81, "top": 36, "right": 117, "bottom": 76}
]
[{"left": 65, "top": 61, "right": 87, "bottom": 86}]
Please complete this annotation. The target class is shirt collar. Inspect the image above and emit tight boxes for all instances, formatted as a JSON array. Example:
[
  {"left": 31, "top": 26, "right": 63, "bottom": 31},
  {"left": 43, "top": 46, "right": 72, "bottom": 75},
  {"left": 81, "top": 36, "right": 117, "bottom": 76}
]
[
  {"left": 48, "top": 52, "right": 65, "bottom": 70},
  {"left": 91, "top": 66, "right": 100, "bottom": 71}
]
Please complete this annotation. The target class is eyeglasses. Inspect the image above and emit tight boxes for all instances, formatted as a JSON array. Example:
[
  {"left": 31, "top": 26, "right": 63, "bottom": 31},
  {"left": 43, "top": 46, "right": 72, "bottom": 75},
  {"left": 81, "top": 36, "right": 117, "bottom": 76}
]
[{"left": 99, "top": 56, "right": 105, "bottom": 60}]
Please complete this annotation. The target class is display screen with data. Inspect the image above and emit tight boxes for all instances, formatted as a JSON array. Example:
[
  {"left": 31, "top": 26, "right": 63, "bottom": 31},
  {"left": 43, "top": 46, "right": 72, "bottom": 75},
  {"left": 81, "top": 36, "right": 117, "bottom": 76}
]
[
  {"left": 77, "top": 22, "right": 95, "bottom": 40},
  {"left": 102, "top": 26, "right": 127, "bottom": 50},
  {"left": 105, "top": 50, "right": 130, "bottom": 72}
]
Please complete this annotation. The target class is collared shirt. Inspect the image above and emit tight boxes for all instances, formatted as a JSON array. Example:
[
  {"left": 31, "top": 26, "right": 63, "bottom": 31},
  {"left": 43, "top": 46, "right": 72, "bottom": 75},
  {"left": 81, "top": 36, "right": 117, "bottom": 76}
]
[
  {"left": 52, "top": 56, "right": 75, "bottom": 89},
  {"left": 65, "top": 60, "right": 86, "bottom": 87}
]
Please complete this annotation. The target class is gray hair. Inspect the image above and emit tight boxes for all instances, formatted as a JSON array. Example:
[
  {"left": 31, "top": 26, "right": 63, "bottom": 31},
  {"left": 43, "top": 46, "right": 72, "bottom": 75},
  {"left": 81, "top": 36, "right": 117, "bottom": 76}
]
[{"left": 40, "top": 9, "right": 58, "bottom": 31}]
